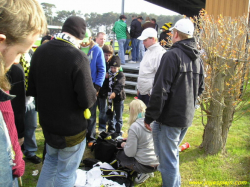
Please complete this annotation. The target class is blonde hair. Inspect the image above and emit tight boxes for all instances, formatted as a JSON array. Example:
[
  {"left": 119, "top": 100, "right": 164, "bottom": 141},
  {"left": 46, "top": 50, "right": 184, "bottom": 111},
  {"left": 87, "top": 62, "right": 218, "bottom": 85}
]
[
  {"left": 0, "top": 0, "right": 47, "bottom": 90},
  {"left": 128, "top": 99, "right": 147, "bottom": 126},
  {"left": 0, "top": 0, "right": 47, "bottom": 45},
  {"left": 173, "top": 28, "right": 192, "bottom": 40}
]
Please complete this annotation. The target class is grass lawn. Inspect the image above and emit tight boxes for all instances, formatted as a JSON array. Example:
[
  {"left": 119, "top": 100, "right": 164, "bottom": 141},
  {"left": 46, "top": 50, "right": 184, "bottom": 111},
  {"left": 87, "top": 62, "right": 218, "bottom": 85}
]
[{"left": 22, "top": 94, "right": 250, "bottom": 187}]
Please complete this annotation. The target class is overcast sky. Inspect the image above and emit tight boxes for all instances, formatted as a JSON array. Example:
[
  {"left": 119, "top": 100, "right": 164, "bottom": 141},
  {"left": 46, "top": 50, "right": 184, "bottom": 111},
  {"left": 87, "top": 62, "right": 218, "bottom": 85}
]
[{"left": 37, "top": 0, "right": 179, "bottom": 16}]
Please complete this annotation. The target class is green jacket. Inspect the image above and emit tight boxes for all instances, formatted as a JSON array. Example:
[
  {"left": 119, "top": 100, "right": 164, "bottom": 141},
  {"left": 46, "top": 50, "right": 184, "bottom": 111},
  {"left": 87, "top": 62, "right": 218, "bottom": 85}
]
[{"left": 112, "top": 20, "right": 127, "bottom": 40}]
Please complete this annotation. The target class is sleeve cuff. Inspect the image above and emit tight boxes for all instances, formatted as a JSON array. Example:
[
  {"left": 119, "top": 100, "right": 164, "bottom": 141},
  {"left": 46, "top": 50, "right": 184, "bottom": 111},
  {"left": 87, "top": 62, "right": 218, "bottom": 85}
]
[{"left": 94, "top": 84, "right": 101, "bottom": 92}]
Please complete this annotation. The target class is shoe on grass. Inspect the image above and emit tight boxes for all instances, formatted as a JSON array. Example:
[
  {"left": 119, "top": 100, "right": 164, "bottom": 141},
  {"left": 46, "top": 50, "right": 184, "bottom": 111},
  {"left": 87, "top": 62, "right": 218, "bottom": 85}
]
[
  {"left": 134, "top": 172, "right": 154, "bottom": 184},
  {"left": 26, "top": 155, "right": 42, "bottom": 164}
]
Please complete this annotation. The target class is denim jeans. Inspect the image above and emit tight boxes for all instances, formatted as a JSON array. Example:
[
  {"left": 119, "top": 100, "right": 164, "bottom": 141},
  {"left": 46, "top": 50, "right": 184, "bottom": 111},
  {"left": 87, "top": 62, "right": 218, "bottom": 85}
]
[
  {"left": 131, "top": 38, "right": 140, "bottom": 61},
  {"left": 124, "top": 39, "right": 131, "bottom": 54},
  {"left": 139, "top": 40, "right": 145, "bottom": 62},
  {"left": 23, "top": 101, "right": 38, "bottom": 158},
  {"left": 118, "top": 39, "right": 126, "bottom": 64},
  {"left": 37, "top": 138, "right": 86, "bottom": 187},
  {"left": 0, "top": 112, "right": 13, "bottom": 187},
  {"left": 152, "top": 122, "right": 188, "bottom": 187},
  {"left": 87, "top": 101, "right": 97, "bottom": 143},
  {"left": 107, "top": 100, "right": 124, "bottom": 134},
  {"left": 97, "top": 97, "right": 107, "bottom": 131}
]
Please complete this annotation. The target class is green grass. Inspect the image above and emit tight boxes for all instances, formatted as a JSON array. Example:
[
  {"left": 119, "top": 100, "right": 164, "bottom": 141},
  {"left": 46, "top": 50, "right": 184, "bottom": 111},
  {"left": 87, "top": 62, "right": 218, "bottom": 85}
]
[{"left": 22, "top": 94, "right": 250, "bottom": 187}]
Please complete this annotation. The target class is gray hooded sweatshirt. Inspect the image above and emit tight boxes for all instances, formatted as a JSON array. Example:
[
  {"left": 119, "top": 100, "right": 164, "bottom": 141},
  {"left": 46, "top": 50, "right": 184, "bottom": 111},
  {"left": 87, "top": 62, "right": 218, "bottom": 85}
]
[{"left": 124, "top": 118, "right": 159, "bottom": 166}]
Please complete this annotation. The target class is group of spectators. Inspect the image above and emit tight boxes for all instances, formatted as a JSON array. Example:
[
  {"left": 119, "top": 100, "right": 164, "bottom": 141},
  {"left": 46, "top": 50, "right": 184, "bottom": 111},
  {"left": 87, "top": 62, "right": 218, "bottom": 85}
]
[
  {"left": 0, "top": 1, "right": 204, "bottom": 187},
  {"left": 113, "top": 15, "right": 161, "bottom": 64},
  {"left": 112, "top": 15, "right": 176, "bottom": 65}
]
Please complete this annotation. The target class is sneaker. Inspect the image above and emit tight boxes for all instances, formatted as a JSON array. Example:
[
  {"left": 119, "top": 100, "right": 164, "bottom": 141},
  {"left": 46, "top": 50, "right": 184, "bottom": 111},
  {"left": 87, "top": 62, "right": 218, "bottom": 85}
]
[
  {"left": 128, "top": 60, "right": 136, "bottom": 64},
  {"left": 134, "top": 172, "right": 154, "bottom": 184},
  {"left": 26, "top": 155, "right": 42, "bottom": 164},
  {"left": 88, "top": 142, "right": 94, "bottom": 148}
]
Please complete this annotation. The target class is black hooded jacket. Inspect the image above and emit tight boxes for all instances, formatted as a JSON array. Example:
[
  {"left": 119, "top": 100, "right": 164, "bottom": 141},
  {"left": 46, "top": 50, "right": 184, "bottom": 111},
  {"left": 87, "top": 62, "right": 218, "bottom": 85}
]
[{"left": 145, "top": 38, "right": 204, "bottom": 127}]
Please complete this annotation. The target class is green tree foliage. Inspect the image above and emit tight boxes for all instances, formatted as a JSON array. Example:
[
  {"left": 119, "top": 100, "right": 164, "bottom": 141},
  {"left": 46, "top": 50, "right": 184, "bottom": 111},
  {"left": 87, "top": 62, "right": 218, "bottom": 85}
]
[
  {"left": 41, "top": 3, "right": 56, "bottom": 25},
  {"left": 40, "top": 3, "right": 182, "bottom": 34}
]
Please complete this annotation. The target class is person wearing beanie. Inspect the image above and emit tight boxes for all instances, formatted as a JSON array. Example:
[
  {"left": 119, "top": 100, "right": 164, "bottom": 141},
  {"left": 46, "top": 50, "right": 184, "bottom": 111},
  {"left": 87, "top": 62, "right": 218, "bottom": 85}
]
[
  {"left": 95, "top": 45, "right": 114, "bottom": 133},
  {"left": 27, "top": 16, "right": 96, "bottom": 187},
  {"left": 112, "top": 15, "right": 128, "bottom": 65},
  {"left": 144, "top": 18, "right": 204, "bottom": 187},
  {"left": 80, "top": 28, "right": 106, "bottom": 147},
  {"left": 105, "top": 56, "right": 126, "bottom": 136},
  {"left": 159, "top": 22, "right": 173, "bottom": 49}
]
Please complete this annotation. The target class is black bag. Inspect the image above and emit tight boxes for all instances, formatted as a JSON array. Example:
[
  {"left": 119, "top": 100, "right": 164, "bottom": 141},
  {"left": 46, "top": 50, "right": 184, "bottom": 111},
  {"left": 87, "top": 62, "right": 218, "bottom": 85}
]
[
  {"left": 92, "top": 131, "right": 118, "bottom": 163},
  {"left": 100, "top": 167, "right": 135, "bottom": 187}
]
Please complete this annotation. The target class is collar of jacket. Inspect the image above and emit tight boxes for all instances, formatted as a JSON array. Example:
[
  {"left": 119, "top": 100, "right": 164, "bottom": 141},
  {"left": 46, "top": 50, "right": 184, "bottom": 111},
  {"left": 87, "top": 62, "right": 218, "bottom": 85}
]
[
  {"left": 147, "top": 42, "right": 160, "bottom": 51},
  {"left": 0, "top": 89, "right": 15, "bottom": 102}
]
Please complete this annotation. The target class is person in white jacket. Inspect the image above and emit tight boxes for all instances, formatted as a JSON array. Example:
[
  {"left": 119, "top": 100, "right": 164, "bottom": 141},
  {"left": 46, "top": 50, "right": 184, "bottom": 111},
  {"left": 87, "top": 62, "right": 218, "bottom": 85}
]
[
  {"left": 116, "top": 99, "right": 159, "bottom": 184},
  {"left": 137, "top": 28, "right": 166, "bottom": 106}
]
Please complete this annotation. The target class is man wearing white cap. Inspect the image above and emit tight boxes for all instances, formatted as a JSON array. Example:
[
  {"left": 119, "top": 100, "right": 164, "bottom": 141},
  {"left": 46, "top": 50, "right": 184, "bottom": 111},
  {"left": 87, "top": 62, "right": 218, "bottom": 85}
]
[
  {"left": 137, "top": 28, "right": 166, "bottom": 106},
  {"left": 144, "top": 19, "right": 204, "bottom": 187}
]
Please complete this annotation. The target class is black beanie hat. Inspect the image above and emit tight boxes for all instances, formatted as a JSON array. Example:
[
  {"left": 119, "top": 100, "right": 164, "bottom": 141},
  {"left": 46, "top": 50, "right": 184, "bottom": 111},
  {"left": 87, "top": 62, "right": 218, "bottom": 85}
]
[
  {"left": 62, "top": 16, "right": 86, "bottom": 40},
  {"left": 109, "top": 56, "right": 121, "bottom": 67}
]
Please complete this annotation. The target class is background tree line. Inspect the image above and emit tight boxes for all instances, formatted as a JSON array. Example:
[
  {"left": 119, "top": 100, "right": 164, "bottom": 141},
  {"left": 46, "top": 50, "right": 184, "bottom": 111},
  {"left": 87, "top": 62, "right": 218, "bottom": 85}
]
[{"left": 41, "top": 2, "right": 182, "bottom": 35}]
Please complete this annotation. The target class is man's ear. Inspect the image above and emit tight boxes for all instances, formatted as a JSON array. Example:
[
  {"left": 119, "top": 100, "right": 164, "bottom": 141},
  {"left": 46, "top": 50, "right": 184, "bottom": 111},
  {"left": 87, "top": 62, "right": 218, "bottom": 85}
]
[
  {"left": 0, "top": 34, "right": 7, "bottom": 52},
  {"left": 0, "top": 34, "right": 6, "bottom": 42}
]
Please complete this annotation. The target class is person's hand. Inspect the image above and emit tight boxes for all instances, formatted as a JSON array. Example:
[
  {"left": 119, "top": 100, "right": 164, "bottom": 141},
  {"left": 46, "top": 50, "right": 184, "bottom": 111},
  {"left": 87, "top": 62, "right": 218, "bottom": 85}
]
[
  {"left": 18, "top": 137, "right": 24, "bottom": 146},
  {"left": 96, "top": 91, "right": 99, "bottom": 96},
  {"left": 121, "top": 142, "right": 126, "bottom": 148},
  {"left": 109, "top": 92, "right": 116, "bottom": 99},
  {"left": 105, "top": 72, "right": 109, "bottom": 78},
  {"left": 144, "top": 122, "right": 152, "bottom": 131}
]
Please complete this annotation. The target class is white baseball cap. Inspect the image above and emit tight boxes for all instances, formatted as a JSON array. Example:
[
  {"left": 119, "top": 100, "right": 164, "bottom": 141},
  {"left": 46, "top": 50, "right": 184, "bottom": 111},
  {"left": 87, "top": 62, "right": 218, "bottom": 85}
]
[
  {"left": 170, "top": 18, "right": 194, "bottom": 36},
  {"left": 137, "top": 28, "right": 157, "bottom": 40}
]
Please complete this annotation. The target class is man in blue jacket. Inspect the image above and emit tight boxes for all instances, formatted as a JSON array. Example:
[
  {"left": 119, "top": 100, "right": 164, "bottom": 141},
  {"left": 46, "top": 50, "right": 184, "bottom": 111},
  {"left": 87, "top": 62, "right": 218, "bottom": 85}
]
[
  {"left": 81, "top": 29, "right": 106, "bottom": 147},
  {"left": 144, "top": 18, "right": 204, "bottom": 187}
]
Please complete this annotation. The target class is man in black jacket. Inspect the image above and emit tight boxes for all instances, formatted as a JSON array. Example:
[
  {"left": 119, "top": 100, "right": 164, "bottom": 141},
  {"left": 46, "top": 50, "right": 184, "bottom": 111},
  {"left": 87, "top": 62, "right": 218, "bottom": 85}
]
[
  {"left": 129, "top": 16, "right": 143, "bottom": 63},
  {"left": 27, "top": 16, "right": 96, "bottom": 187},
  {"left": 144, "top": 19, "right": 204, "bottom": 187}
]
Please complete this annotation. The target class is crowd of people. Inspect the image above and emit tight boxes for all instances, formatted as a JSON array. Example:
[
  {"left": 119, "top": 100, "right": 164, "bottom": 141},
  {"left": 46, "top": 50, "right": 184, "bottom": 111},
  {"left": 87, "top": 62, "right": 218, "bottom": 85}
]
[{"left": 0, "top": 0, "right": 204, "bottom": 187}]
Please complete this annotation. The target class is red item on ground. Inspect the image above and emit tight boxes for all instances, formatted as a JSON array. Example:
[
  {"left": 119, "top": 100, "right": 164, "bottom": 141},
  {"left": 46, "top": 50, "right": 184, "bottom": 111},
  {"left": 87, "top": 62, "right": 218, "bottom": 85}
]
[{"left": 179, "top": 142, "right": 190, "bottom": 151}]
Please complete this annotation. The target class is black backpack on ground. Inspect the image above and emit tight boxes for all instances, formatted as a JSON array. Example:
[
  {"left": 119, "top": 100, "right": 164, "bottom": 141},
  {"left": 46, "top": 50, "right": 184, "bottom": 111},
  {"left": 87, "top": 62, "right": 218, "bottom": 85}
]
[{"left": 91, "top": 131, "right": 120, "bottom": 163}]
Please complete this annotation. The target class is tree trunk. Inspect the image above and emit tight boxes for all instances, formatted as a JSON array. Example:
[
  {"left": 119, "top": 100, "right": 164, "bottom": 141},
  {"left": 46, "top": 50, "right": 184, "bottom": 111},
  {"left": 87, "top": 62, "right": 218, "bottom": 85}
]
[
  {"left": 221, "top": 59, "right": 238, "bottom": 152},
  {"left": 200, "top": 68, "right": 225, "bottom": 155}
]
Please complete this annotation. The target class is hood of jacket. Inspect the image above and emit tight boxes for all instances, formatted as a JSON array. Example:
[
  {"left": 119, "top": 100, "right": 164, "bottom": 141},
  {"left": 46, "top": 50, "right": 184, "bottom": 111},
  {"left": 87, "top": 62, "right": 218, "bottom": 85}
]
[
  {"left": 171, "top": 38, "right": 199, "bottom": 61},
  {"left": 135, "top": 118, "right": 151, "bottom": 133}
]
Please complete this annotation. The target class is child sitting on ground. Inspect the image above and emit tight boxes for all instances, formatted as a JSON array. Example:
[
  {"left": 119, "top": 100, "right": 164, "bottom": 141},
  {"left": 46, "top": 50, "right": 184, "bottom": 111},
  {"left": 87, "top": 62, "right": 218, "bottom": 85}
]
[
  {"left": 116, "top": 99, "right": 159, "bottom": 184},
  {"left": 106, "top": 56, "right": 126, "bottom": 136}
]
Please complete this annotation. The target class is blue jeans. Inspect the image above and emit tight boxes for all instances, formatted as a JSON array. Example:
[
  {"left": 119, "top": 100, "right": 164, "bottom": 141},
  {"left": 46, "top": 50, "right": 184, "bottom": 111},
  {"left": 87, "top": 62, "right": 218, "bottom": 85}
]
[
  {"left": 107, "top": 100, "right": 124, "bottom": 134},
  {"left": 152, "top": 122, "right": 188, "bottom": 187},
  {"left": 97, "top": 97, "right": 107, "bottom": 131},
  {"left": 0, "top": 112, "right": 13, "bottom": 187},
  {"left": 131, "top": 38, "right": 140, "bottom": 61},
  {"left": 23, "top": 101, "right": 38, "bottom": 157},
  {"left": 124, "top": 39, "right": 131, "bottom": 54},
  {"left": 87, "top": 101, "right": 97, "bottom": 142},
  {"left": 139, "top": 40, "right": 145, "bottom": 62},
  {"left": 37, "top": 138, "right": 86, "bottom": 187},
  {"left": 118, "top": 39, "right": 126, "bottom": 64}
]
